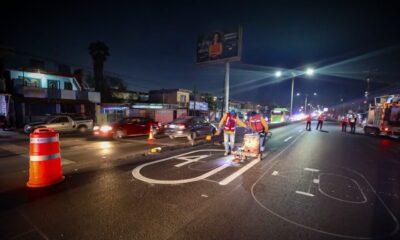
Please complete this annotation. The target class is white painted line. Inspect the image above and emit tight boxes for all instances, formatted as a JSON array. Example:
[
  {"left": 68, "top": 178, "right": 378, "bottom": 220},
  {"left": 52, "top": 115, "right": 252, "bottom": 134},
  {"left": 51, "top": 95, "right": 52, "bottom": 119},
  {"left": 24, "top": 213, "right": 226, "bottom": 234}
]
[
  {"left": 283, "top": 136, "right": 293, "bottom": 142},
  {"left": 219, "top": 158, "right": 261, "bottom": 185},
  {"left": 298, "top": 129, "right": 303, "bottom": 133},
  {"left": 313, "top": 178, "right": 319, "bottom": 184},
  {"left": 174, "top": 155, "right": 210, "bottom": 167},
  {"left": 132, "top": 149, "right": 228, "bottom": 185},
  {"left": 295, "top": 191, "right": 314, "bottom": 197},
  {"left": 272, "top": 170, "right": 279, "bottom": 176},
  {"left": 304, "top": 167, "right": 320, "bottom": 172}
]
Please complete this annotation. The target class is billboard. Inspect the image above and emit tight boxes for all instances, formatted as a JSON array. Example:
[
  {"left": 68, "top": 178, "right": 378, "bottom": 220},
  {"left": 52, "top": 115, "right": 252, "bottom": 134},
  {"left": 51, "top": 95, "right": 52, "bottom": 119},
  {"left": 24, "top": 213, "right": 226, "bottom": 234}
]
[
  {"left": 196, "top": 27, "right": 242, "bottom": 64},
  {"left": 189, "top": 101, "right": 209, "bottom": 111}
]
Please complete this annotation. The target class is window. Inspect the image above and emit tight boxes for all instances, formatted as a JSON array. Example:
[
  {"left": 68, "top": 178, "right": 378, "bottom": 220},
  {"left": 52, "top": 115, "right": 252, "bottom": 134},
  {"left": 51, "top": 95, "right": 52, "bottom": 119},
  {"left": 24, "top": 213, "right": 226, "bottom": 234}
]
[
  {"left": 48, "top": 80, "right": 59, "bottom": 89},
  {"left": 64, "top": 82, "right": 73, "bottom": 90},
  {"left": 20, "top": 77, "right": 41, "bottom": 88},
  {"left": 58, "top": 117, "right": 69, "bottom": 123}
]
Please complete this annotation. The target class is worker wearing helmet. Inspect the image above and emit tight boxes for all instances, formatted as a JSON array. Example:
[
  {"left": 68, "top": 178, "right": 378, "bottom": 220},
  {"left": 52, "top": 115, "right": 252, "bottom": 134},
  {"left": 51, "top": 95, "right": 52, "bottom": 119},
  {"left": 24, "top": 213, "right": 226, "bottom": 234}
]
[
  {"left": 217, "top": 110, "right": 247, "bottom": 156},
  {"left": 248, "top": 111, "right": 269, "bottom": 158}
]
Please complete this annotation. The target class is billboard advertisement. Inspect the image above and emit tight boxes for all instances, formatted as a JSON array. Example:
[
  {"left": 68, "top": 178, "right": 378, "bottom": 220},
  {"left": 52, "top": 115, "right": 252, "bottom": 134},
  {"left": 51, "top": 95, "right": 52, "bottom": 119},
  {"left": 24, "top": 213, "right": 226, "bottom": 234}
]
[
  {"left": 189, "top": 101, "right": 209, "bottom": 111},
  {"left": 196, "top": 27, "right": 242, "bottom": 64}
]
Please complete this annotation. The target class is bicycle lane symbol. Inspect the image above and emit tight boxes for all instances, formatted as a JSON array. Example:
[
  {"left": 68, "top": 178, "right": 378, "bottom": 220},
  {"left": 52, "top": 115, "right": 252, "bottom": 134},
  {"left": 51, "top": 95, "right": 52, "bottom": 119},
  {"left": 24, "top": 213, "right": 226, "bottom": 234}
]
[{"left": 132, "top": 149, "right": 233, "bottom": 185}]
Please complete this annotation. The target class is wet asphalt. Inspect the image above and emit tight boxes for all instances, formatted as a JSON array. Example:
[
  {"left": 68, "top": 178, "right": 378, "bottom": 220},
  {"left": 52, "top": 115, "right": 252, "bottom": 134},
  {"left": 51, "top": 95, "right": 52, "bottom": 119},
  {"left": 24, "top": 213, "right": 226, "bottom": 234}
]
[{"left": 1, "top": 121, "right": 399, "bottom": 240}]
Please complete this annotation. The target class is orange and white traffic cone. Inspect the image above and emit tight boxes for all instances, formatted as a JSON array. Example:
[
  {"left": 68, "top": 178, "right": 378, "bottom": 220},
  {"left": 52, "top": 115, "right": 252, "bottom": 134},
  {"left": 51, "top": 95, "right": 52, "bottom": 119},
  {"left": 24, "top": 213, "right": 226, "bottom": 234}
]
[
  {"left": 27, "top": 128, "right": 65, "bottom": 188},
  {"left": 148, "top": 125, "right": 154, "bottom": 144}
]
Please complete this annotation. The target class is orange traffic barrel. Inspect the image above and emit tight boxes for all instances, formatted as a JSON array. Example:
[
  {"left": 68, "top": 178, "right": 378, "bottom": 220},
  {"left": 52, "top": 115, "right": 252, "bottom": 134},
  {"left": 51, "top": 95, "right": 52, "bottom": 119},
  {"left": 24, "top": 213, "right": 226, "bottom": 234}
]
[
  {"left": 27, "top": 128, "right": 65, "bottom": 188},
  {"left": 148, "top": 125, "right": 154, "bottom": 144}
]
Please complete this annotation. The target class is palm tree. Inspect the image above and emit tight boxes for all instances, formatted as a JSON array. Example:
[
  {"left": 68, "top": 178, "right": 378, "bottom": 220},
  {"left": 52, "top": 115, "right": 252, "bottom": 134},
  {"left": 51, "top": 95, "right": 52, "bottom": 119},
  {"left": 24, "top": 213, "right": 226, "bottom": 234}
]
[{"left": 88, "top": 41, "right": 110, "bottom": 92}]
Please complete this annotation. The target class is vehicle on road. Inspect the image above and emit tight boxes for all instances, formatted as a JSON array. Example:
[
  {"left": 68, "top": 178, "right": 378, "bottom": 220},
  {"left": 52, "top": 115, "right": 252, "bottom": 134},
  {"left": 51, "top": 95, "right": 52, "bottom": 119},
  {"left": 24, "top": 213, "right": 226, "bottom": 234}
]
[
  {"left": 364, "top": 95, "right": 400, "bottom": 136},
  {"left": 270, "top": 108, "right": 290, "bottom": 123},
  {"left": 164, "top": 116, "right": 216, "bottom": 141},
  {"left": 93, "top": 117, "right": 161, "bottom": 139},
  {"left": 24, "top": 114, "right": 94, "bottom": 134}
]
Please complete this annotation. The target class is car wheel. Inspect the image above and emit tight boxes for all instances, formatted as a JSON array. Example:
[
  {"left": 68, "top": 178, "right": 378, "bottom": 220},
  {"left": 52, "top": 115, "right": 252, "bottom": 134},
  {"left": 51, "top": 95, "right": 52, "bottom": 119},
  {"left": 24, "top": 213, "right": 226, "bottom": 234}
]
[
  {"left": 113, "top": 129, "right": 125, "bottom": 140},
  {"left": 169, "top": 135, "right": 175, "bottom": 140},
  {"left": 78, "top": 125, "right": 88, "bottom": 133}
]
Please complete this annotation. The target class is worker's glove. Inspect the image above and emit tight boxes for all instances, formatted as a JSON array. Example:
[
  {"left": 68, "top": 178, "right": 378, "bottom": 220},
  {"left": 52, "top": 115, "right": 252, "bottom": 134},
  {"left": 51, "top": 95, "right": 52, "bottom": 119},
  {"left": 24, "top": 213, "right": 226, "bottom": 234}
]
[{"left": 215, "top": 129, "right": 221, "bottom": 136}]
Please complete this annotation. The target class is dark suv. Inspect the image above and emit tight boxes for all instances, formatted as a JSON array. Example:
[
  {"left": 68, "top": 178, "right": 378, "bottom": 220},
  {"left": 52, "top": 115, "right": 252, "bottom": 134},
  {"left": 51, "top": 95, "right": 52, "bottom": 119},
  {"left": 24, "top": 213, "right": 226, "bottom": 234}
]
[{"left": 164, "top": 116, "right": 216, "bottom": 141}]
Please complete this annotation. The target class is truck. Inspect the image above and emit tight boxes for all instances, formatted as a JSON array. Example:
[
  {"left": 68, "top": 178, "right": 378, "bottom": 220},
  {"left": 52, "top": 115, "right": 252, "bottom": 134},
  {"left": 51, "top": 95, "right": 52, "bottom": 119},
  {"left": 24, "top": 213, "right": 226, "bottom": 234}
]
[
  {"left": 24, "top": 114, "right": 94, "bottom": 134},
  {"left": 364, "top": 95, "right": 400, "bottom": 137}
]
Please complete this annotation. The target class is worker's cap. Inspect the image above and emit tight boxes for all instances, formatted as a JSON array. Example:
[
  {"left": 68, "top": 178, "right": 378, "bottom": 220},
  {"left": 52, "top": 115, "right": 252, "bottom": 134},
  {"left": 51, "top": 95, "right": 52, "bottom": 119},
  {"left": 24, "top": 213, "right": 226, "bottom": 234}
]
[{"left": 230, "top": 110, "right": 236, "bottom": 115}]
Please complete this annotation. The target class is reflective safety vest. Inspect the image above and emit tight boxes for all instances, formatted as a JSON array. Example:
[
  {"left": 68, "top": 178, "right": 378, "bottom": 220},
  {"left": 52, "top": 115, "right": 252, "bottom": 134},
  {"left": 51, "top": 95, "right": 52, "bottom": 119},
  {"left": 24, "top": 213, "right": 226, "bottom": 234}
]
[
  {"left": 318, "top": 115, "right": 325, "bottom": 121},
  {"left": 249, "top": 114, "right": 264, "bottom": 133},
  {"left": 306, "top": 116, "right": 312, "bottom": 122},
  {"left": 224, "top": 113, "right": 237, "bottom": 132}
]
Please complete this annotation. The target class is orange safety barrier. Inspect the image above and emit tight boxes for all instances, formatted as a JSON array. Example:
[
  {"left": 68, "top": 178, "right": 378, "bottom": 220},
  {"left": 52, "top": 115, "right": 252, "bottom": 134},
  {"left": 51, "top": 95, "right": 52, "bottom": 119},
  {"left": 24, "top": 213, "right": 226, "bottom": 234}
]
[{"left": 27, "top": 128, "right": 65, "bottom": 188}]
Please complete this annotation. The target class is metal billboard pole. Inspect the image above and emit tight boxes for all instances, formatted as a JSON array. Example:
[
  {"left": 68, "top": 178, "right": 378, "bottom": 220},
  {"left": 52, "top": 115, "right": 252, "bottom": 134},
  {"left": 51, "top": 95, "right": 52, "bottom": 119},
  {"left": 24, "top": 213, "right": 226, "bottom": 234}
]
[{"left": 224, "top": 62, "right": 230, "bottom": 113}]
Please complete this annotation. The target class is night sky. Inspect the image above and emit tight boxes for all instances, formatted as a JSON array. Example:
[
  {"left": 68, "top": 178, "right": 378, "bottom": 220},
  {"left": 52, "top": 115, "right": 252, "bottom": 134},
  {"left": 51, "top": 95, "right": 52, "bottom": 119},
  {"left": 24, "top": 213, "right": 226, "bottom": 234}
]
[{"left": 1, "top": 1, "right": 399, "bottom": 110}]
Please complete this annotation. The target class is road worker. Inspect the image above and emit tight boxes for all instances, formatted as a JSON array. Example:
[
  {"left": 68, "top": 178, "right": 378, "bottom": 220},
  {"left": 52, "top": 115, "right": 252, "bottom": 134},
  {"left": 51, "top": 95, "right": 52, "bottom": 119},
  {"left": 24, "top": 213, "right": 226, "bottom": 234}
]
[
  {"left": 306, "top": 114, "right": 312, "bottom": 131},
  {"left": 341, "top": 115, "right": 348, "bottom": 132},
  {"left": 216, "top": 110, "right": 247, "bottom": 155},
  {"left": 316, "top": 113, "right": 325, "bottom": 130},
  {"left": 248, "top": 111, "right": 269, "bottom": 158}
]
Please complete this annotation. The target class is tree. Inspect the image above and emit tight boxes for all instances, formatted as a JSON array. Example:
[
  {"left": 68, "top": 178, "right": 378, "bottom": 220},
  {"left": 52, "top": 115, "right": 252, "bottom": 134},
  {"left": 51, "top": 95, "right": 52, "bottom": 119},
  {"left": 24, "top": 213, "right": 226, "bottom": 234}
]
[
  {"left": 88, "top": 41, "right": 110, "bottom": 92},
  {"left": 203, "top": 92, "right": 217, "bottom": 111}
]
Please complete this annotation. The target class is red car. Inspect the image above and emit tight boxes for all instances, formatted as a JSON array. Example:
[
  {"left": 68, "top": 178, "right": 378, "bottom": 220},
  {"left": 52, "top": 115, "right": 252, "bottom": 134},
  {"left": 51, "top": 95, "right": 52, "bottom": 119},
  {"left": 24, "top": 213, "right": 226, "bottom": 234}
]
[{"left": 93, "top": 117, "right": 161, "bottom": 139}]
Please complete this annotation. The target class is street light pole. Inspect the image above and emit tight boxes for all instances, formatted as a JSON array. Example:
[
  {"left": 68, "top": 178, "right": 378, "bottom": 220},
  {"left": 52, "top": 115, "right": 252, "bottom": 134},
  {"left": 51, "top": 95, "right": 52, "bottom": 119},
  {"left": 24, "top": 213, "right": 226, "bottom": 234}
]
[
  {"left": 290, "top": 76, "right": 294, "bottom": 117},
  {"left": 304, "top": 94, "right": 308, "bottom": 114},
  {"left": 224, "top": 62, "right": 230, "bottom": 114}
]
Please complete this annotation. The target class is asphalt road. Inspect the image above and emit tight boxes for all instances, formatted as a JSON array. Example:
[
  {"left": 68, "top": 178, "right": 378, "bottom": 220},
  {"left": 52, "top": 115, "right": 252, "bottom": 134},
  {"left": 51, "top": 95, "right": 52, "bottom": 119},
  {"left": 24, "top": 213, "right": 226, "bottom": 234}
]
[{"left": 1, "top": 121, "right": 399, "bottom": 240}]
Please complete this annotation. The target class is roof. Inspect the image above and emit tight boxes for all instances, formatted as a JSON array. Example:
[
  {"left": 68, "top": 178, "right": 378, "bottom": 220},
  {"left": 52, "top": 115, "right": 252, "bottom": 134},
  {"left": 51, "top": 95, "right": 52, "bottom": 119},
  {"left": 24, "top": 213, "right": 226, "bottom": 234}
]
[{"left": 149, "top": 88, "right": 192, "bottom": 94}]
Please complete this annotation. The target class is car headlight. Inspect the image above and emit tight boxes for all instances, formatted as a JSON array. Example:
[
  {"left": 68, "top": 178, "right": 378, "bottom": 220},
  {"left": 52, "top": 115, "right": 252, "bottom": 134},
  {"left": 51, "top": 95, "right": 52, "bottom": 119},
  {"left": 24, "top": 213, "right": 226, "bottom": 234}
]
[
  {"left": 93, "top": 126, "right": 100, "bottom": 131},
  {"left": 100, "top": 125, "right": 112, "bottom": 132}
]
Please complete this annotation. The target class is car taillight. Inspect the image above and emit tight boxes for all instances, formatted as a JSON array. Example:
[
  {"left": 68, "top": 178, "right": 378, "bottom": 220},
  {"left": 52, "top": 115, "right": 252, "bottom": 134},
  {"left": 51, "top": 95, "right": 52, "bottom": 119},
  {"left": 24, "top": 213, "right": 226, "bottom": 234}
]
[
  {"left": 158, "top": 122, "right": 162, "bottom": 127},
  {"left": 178, "top": 124, "right": 186, "bottom": 129},
  {"left": 384, "top": 127, "right": 389, "bottom": 131}
]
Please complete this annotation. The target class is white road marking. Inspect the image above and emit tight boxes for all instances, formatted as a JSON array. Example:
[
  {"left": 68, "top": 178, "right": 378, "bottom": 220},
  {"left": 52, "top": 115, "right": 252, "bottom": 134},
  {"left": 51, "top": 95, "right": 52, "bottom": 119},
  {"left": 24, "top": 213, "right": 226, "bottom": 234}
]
[
  {"left": 295, "top": 191, "right": 314, "bottom": 197},
  {"left": 283, "top": 136, "right": 293, "bottom": 142},
  {"left": 272, "top": 171, "right": 279, "bottom": 176},
  {"left": 304, "top": 167, "right": 320, "bottom": 172},
  {"left": 174, "top": 155, "right": 210, "bottom": 167},
  {"left": 298, "top": 129, "right": 303, "bottom": 133},
  {"left": 132, "top": 149, "right": 228, "bottom": 185},
  {"left": 219, "top": 157, "right": 261, "bottom": 185}
]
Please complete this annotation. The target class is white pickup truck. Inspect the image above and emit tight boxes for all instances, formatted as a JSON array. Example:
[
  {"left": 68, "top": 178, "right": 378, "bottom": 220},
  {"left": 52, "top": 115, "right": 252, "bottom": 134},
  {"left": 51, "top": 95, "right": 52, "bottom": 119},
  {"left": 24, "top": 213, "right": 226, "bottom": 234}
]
[{"left": 24, "top": 115, "right": 94, "bottom": 134}]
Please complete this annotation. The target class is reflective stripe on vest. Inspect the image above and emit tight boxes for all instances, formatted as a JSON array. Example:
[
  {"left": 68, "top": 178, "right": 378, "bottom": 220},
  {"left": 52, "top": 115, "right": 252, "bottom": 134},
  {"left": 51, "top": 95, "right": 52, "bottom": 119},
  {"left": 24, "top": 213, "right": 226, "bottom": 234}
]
[
  {"left": 30, "top": 136, "right": 59, "bottom": 144},
  {"left": 249, "top": 115, "right": 264, "bottom": 133},
  {"left": 224, "top": 113, "right": 237, "bottom": 131},
  {"left": 30, "top": 153, "right": 61, "bottom": 162}
]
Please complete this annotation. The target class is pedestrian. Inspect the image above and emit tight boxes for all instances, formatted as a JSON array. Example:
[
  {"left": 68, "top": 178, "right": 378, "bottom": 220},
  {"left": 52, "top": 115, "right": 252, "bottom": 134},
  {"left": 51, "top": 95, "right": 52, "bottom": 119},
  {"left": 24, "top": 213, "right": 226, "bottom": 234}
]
[
  {"left": 248, "top": 111, "right": 269, "bottom": 158},
  {"left": 216, "top": 110, "right": 247, "bottom": 156},
  {"left": 341, "top": 115, "right": 348, "bottom": 132},
  {"left": 316, "top": 113, "right": 324, "bottom": 130},
  {"left": 349, "top": 114, "right": 357, "bottom": 133},
  {"left": 306, "top": 114, "right": 312, "bottom": 131}
]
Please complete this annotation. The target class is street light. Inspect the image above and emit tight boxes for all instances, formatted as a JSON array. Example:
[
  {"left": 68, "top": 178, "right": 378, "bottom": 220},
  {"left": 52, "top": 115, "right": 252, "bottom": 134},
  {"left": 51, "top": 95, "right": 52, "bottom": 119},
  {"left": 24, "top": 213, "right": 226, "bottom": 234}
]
[
  {"left": 296, "top": 92, "right": 300, "bottom": 96},
  {"left": 275, "top": 70, "right": 282, "bottom": 78},
  {"left": 297, "top": 92, "right": 317, "bottom": 114},
  {"left": 306, "top": 68, "right": 314, "bottom": 76}
]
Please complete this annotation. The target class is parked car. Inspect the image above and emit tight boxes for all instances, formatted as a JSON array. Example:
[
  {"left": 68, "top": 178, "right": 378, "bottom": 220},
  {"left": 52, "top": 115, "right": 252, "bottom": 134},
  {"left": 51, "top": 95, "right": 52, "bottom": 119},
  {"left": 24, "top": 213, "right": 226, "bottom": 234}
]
[
  {"left": 24, "top": 115, "right": 94, "bottom": 133},
  {"left": 93, "top": 117, "right": 161, "bottom": 139},
  {"left": 164, "top": 116, "right": 216, "bottom": 141}
]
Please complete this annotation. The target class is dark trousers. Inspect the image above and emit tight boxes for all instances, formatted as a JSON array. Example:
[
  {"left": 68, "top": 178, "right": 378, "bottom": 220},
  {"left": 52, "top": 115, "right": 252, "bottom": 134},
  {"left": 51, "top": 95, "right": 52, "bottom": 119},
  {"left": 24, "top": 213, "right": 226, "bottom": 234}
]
[
  {"left": 342, "top": 123, "right": 347, "bottom": 132},
  {"left": 306, "top": 121, "right": 311, "bottom": 130},
  {"left": 316, "top": 120, "right": 323, "bottom": 130},
  {"left": 350, "top": 123, "right": 356, "bottom": 133}
]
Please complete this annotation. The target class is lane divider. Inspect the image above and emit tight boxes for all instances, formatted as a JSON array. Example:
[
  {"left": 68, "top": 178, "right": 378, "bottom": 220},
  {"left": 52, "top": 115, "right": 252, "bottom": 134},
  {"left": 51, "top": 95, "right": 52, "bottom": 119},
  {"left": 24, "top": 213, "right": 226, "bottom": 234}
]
[{"left": 284, "top": 136, "right": 293, "bottom": 142}]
